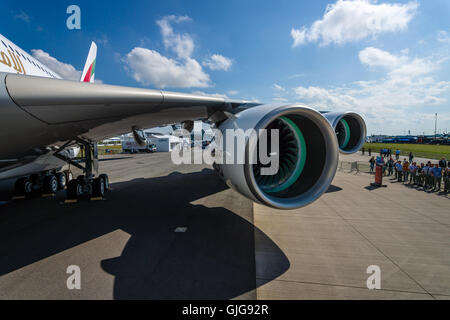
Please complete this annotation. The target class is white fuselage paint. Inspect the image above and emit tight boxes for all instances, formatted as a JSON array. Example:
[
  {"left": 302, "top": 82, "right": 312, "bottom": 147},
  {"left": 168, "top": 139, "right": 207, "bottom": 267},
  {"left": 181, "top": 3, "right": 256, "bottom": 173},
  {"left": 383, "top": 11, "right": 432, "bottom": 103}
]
[
  {"left": 0, "top": 34, "right": 62, "bottom": 79},
  {"left": 0, "top": 34, "right": 75, "bottom": 181}
]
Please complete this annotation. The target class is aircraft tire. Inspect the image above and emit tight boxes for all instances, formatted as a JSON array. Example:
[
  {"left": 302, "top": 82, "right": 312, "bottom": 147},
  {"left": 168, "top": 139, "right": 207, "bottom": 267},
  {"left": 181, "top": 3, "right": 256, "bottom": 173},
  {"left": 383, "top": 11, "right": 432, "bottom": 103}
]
[
  {"left": 92, "top": 177, "right": 106, "bottom": 198},
  {"left": 64, "top": 170, "right": 73, "bottom": 182},
  {"left": 67, "top": 180, "right": 82, "bottom": 199},
  {"left": 14, "top": 177, "right": 32, "bottom": 196},
  {"left": 56, "top": 172, "right": 67, "bottom": 190},
  {"left": 43, "top": 175, "right": 58, "bottom": 194},
  {"left": 99, "top": 174, "right": 110, "bottom": 192}
]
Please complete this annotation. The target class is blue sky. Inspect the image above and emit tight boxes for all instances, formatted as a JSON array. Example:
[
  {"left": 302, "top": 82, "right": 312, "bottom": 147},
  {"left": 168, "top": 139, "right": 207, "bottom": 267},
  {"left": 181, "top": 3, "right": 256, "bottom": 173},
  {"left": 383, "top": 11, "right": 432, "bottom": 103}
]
[{"left": 1, "top": 0, "right": 450, "bottom": 135}]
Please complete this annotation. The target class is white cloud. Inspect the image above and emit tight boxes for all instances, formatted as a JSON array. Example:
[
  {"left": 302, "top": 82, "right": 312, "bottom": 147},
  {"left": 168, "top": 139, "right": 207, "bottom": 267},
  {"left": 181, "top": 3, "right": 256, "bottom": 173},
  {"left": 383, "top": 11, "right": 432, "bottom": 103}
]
[
  {"left": 125, "top": 15, "right": 231, "bottom": 89},
  {"left": 156, "top": 15, "right": 194, "bottom": 59},
  {"left": 437, "top": 30, "right": 450, "bottom": 44},
  {"left": 124, "top": 47, "right": 210, "bottom": 88},
  {"left": 273, "top": 83, "right": 286, "bottom": 92},
  {"left": 32, "top": 49, "right": 103, "bottom": 83},
  {"left": 291, "top": 0, "right": 418, "bottom": 47},
  {"left": 14, "top": 10, "right": 30, "bottom": 23},
  {"left": 358, "top": 47, "right": 406, "bottom": 68},
  {"left": 291, "top": 28, "right": 308, "bottom": 47},
  {"left": 359, "top": 47, "right": 436, "bottom": 78},
  {"left": 228, "top": 90, "right": 239, "bottom": 96},
  {"left": 292, "top": 47, "right": 450, "bottom": 134},
  {"left": 288, "top": 73, "right": 305, "bottom": 79},
  {"left": 202, "top": 54, "right": 233, "bottom": 71},
  {"left": 94, "top": 34, "right": 109, "bottom": 46},
  {"left": 32, "top": 49, "right": 81, "bottom": 80}
]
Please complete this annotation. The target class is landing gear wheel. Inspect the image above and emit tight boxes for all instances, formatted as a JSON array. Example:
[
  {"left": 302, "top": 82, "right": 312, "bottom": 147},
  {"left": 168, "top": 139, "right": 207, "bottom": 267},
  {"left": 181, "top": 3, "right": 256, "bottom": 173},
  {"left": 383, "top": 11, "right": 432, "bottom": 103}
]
[
  {"left": 64, "top": 170, "right": 73, "bottom": 182},
  {"left": 77, "top": 175, "right": 85, "bottom": 184},
  {"left": 56, "top": 172, "right": 67, "bottom": 190},
  {"left": 99, "top": 174, "right": 110, "bottom": 193},
  {"left": 67, "top": 180, "right": 83, "bottom": 200},
  {"left": 14, "top": 177, "right": 32, "bottom": 196},
  {"left": 43, "top": 175, "right": 58, "bottom": 194},
  {"left": 93, "top": 177, "right": 106, "bottom": 198}
]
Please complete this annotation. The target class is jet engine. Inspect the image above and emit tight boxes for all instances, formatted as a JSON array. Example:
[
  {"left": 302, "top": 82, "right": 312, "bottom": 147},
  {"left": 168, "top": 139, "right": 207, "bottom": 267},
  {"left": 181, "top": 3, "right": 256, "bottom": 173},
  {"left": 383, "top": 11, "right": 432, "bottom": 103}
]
[
  {"left": 213, "top": 104, "right": 339, "bottom": 210},
  {"left": 322, "top": 112, "right": 367, "bottom": 154}
]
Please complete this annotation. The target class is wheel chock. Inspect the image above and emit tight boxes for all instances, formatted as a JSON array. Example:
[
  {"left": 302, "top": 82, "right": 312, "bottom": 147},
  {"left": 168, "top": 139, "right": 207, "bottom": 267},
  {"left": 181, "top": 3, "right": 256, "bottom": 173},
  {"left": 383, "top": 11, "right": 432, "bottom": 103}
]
[
  {"left": 64, "top": 199, "right": 78, "bottom": 204},
  {"left": 42, "top": 193, "right": 55, "bottom": 198},
  {"left": 90, "top": 197, "right": 104, "bottom": 201}
]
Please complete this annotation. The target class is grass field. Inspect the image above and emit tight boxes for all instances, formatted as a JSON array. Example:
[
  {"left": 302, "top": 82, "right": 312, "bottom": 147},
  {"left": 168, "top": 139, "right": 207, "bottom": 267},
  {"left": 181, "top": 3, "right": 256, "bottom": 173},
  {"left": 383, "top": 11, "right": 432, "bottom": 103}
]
[
  {"left": 363, "top": 143, "right": 450, "bottom": 160},
  {"left": 96, "top": 142, "right": 449, "bottom": 160}
]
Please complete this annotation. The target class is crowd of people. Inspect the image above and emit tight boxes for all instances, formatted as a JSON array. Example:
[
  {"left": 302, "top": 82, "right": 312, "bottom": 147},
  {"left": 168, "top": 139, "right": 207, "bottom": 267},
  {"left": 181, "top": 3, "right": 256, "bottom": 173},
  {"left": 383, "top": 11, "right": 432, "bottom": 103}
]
[
  {"left": 362, "top": 147, "right": 409, "bottom": 161},
  {"left": 368, "top": 154, "right": 450, "bottom": 193}
]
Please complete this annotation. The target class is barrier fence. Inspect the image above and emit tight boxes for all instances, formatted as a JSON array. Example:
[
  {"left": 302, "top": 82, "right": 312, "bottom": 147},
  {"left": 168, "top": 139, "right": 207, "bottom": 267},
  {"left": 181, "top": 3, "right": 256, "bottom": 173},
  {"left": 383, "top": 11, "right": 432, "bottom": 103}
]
[{"left": 338, "top": 161, "right": 371, "bottom": 174}]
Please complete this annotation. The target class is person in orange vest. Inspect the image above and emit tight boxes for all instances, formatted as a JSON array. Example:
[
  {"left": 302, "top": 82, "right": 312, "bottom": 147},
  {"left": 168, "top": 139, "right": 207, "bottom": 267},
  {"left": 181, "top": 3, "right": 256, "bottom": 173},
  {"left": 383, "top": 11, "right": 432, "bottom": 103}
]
[{"left": 402, "top": 159, "right": 410, "bottom": 183}]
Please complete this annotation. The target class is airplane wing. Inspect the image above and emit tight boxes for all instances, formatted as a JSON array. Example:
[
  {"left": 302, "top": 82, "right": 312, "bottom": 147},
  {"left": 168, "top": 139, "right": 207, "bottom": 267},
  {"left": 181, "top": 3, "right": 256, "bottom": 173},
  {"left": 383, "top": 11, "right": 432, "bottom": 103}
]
[{"left": 0, "top": 73, "right": 231, "bottom": 159}]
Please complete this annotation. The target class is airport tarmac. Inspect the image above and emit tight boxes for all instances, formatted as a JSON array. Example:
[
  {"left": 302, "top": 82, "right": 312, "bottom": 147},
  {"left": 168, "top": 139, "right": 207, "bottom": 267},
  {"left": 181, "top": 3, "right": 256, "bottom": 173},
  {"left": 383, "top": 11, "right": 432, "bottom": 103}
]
[{"left": 0, "top": 152, "right": 449, "bottom": 299}]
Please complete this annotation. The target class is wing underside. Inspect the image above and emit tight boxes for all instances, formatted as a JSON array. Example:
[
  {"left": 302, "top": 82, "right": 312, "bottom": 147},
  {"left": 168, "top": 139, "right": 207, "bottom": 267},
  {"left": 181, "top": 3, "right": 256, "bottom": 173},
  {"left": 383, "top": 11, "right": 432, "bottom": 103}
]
[{"left": 0, "top": 73, "right": 229, "bottom": 159}]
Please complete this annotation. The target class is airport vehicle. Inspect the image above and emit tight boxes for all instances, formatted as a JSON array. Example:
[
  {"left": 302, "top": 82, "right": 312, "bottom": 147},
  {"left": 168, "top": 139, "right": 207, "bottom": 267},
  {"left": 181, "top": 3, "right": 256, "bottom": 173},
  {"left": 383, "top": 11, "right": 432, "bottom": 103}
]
[
  {"left": 0, "top": 33, "right": 366, "bottom": 209},
  {"left": 122, "top": 131, "right": 157, "bottom": 153},
  {"left": 122, "top": 143, "right": 157, "bottom": 154}
]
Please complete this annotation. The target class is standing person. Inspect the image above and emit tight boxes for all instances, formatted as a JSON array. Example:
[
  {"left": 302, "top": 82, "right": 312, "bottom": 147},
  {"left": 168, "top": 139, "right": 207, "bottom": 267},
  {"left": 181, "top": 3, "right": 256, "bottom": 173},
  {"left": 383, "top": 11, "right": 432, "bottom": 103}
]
[
  {"left": 417, "top": 163, "right": 424, "bottom": 186},
  {"left": 444, "top": 163, "right": 450, "bottom": 193},
  {"left": 369, "top": 156, "right": 375, "bottom": 174},
  {"left": 395, "top": 149, "right": 400, "bottom": 160},
  {"left": 395, "top": 161, "right": 403, "bottom": 182},
  {"left": 432, "top": 164, "right": 442, "bottom": 192},
  {"left": 423, "top": 162, "right": 431, "bottom": 191},
  {"left": 368, "top": 148, "right": 372, "bottom": 156},
  {"left": 362, "top": 147, "right": 365, "bottom": 156},
  {"left": 409, "top": 162, "right": 417, "bottom": 184},
  {"left": 379, "top": 157, "right": 387, "bottom": 176},
  {"left": 387, "top": 157, "right": 394, "bottom": 176},
  {"left": 409, "top": 152, "right": 414, "bottom": 163},
  {"left": 402, "top": 159, "right": 410, "bottom": 183},
  {"left": 439, "top": 157, "right": 447, "bottom": 169}
]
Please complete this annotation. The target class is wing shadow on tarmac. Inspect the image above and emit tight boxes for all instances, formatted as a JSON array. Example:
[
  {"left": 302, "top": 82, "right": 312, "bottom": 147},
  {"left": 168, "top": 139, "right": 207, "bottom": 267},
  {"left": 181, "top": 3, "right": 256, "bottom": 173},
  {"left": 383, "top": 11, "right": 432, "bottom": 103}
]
[{"left": 0, "top": 169, "right": 290, "bottom": 299}]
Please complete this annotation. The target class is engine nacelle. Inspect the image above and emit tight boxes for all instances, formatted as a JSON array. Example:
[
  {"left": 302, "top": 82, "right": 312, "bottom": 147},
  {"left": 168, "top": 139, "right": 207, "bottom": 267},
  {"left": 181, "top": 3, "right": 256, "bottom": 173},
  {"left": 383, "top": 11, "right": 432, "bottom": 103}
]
[
  {"left": 322, "top": 112, "right": 367, "bottom": 154},
  {"left": 214, "top": 104, "right": 339, "bottom": 210}
]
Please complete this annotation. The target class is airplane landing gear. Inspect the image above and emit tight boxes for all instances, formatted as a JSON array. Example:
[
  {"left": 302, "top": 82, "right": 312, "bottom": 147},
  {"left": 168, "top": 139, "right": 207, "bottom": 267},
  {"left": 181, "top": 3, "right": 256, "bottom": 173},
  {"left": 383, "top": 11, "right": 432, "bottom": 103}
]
[
  {"left": 54, "top": 137, "right": 109, "bottom": 201},
  {"left": 13, "top": 171, "right": 69, "bottom": 199},
  {"left": 12, "top": 138, "right": 109, "bottom": 202}
]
